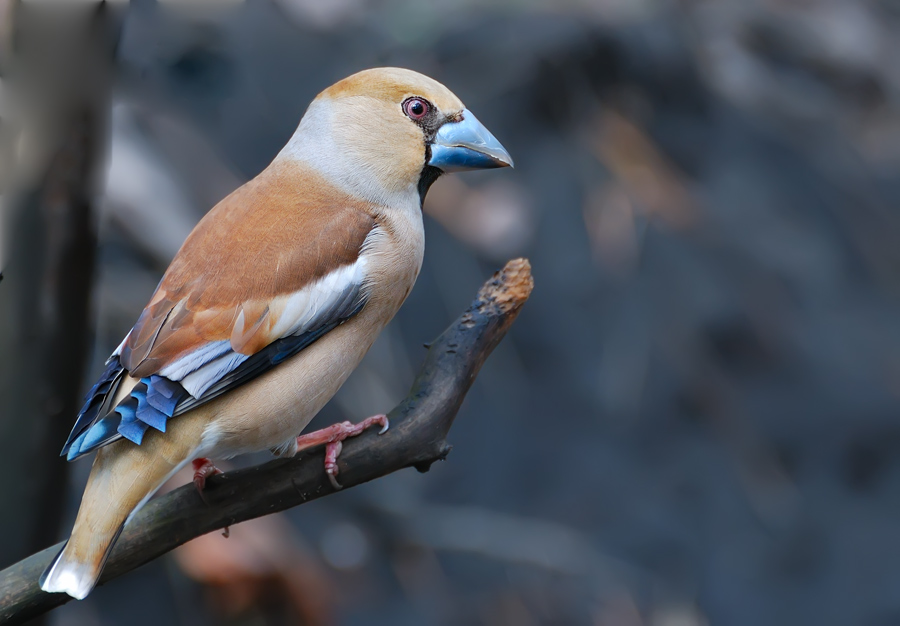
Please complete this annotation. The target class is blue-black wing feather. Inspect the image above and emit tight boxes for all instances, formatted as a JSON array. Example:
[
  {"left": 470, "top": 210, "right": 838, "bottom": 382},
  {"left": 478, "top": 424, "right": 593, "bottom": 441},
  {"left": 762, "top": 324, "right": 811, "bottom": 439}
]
[{"left": 61, "top": 292, "right": 366, "bottom": 461}]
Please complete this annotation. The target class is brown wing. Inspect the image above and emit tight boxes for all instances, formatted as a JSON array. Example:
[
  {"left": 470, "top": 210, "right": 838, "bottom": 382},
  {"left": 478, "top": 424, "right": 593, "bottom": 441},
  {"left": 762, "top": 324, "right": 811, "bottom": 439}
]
[{"left": 120, "top": 161, "right": 376, "bottom": 380}]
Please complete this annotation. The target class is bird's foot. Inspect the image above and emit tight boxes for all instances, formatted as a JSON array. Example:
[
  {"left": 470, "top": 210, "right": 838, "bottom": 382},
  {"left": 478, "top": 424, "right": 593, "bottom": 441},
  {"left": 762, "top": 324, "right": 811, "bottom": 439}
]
[
  {"left": 192, "top": 457, "right": 222, "bottom": 497},
  {"left": 294, "top": 414, "right": 389, "bottom": 490},
  {"left": 192, "top": 459, "right": 230, "bottom": 534}
]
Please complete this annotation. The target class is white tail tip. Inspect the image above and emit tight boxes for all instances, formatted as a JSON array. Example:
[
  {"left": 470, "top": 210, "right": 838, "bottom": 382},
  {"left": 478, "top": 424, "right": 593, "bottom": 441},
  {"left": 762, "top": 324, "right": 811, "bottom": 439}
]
[{"left": 39, "top": 544, "right": 99, "bottom": 600}]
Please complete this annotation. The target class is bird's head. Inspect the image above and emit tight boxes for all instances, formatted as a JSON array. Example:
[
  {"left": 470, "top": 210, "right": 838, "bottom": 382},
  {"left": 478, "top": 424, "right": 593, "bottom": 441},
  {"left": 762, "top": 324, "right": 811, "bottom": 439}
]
[{"left": 280, "top": 67, "right": 513, "bottom": 207}]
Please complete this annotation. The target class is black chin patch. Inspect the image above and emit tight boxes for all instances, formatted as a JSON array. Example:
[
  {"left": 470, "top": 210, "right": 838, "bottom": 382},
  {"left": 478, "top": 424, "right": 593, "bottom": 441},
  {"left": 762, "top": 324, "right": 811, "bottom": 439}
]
[{"left": 418, "top": 163, "right": 442, "bottom": 207}]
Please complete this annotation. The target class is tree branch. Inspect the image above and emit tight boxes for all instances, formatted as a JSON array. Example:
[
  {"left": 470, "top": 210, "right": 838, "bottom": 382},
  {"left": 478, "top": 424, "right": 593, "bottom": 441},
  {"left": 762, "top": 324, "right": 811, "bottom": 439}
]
[{"left": 0, "top": 257, "right": 534, "bottom": 625}]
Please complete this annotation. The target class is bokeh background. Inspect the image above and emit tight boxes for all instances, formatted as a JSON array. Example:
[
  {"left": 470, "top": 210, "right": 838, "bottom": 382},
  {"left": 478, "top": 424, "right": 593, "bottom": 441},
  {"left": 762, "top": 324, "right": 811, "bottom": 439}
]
[{"left": 3, "top": 0, "right": 900, "bottom": 624}]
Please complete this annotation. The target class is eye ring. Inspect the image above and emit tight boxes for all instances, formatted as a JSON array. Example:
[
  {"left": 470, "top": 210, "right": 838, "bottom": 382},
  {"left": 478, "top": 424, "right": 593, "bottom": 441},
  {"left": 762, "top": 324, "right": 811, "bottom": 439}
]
[{"left": 403, "top": 97, "right": 430, "bottom": 120}]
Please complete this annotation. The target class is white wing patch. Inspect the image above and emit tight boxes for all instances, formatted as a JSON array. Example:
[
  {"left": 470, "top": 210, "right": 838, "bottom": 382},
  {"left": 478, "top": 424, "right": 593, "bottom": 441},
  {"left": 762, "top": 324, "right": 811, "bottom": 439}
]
[
  {"left": 179, "top": 351, "right": 249, "bottom": 398},
  {"left": 157, "top": 256, "right": 370, "bottom": 400},
  {"left": 160, "top": 340, "right": 232, "bottom": 382}
]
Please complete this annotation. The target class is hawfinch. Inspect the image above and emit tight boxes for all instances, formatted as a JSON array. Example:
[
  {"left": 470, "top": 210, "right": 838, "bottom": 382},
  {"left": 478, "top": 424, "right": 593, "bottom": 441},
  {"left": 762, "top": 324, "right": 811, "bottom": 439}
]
[{"left": 40, "top": 67, "right": 512, "bottom": 600}]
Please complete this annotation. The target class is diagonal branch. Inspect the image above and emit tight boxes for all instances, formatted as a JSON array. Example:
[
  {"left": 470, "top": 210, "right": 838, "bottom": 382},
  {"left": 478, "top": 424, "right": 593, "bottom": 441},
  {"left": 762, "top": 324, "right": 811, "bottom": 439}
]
[{"left": 0, "top": 257, "right": 534, "bottom": 625}]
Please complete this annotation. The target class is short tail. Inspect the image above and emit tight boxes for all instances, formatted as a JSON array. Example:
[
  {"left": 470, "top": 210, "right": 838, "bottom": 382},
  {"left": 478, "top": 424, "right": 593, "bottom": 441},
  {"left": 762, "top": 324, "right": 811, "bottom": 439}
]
[
  {"left": 37, "top": 432, "right": 191, "bottom": 599},
  {"left": 38, "top": 394, "right": 208, "bottom": 599},
  {"left": 39, "top": 524, "right": 123, "bottom": 600}
]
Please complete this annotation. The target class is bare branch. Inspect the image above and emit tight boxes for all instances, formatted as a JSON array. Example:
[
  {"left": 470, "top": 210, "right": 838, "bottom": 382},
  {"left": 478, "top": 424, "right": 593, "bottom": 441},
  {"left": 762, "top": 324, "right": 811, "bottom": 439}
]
[{"left": 0, "top": 258, "right": 534, "bottom": 625}]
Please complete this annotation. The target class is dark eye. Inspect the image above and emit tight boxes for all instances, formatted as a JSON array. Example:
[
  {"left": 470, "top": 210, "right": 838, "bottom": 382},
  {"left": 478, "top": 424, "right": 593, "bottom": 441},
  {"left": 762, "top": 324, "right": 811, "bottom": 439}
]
[{"left": 403, "top": 97, "right": 429, "bottom": 120}]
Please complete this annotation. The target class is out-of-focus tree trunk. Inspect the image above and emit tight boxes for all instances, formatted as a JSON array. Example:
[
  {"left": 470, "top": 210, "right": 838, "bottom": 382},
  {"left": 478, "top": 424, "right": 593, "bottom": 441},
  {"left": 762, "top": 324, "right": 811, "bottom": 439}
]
[{"left": 0, "top": 0, "right": 119, "bottom": 579}]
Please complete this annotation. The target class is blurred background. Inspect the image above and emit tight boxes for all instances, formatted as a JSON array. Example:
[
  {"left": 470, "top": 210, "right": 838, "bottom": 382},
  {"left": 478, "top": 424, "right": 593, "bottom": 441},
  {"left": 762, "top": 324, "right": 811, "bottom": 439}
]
[{"left": 3, "top": 0, "right": 900, "bottom": 624}]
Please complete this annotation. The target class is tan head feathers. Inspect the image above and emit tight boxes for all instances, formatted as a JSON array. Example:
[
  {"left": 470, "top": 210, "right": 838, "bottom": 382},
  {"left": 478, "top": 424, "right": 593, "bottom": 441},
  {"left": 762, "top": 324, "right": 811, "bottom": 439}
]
[{"left": 318, "top": 67, "right": 464, "bottom": 115}]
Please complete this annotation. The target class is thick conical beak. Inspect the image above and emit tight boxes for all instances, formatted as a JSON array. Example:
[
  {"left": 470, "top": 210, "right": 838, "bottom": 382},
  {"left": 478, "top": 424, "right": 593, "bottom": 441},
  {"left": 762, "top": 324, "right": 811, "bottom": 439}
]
[{"left": 428, "top": 109, "right": 514, "bottom": 172}]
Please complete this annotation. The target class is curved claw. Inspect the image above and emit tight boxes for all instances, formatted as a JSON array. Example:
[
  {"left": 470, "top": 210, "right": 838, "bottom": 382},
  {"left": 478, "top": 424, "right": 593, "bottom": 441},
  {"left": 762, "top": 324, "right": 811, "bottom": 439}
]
[
  {"left": 293, "top": 414, "right": 390, "bottom": 491},
  {"left": 324, "top": 439, "right": 344, "bottom": 490},
  {"left": 192, "top": 457, "right": 222, "bottom": 503}
]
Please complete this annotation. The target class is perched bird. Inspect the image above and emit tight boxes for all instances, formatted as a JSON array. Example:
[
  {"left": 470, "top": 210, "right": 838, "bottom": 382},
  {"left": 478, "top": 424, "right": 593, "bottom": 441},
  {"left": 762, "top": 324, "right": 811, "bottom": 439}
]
[{"left": 40, "top": 67, "right": 512, "bottom": 600}]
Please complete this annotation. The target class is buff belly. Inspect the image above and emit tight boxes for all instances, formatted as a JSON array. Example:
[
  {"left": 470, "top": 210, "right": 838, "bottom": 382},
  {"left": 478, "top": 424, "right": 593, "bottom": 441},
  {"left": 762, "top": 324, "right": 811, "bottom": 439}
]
[{"left": 190, "top": 305, "right": 386, "bottom": 460}]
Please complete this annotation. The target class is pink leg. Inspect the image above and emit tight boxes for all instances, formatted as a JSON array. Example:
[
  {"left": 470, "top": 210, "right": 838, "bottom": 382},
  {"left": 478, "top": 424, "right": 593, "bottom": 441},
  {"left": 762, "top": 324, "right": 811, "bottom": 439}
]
[
  {"left": 294, "top": 414, "right": 389, "bottom": 490},
  {"left": 192, "top": 457, "right": 222, "bottom": 495},
  {"left": 193, "top": 458, "right": 230, "bottom": 536}
]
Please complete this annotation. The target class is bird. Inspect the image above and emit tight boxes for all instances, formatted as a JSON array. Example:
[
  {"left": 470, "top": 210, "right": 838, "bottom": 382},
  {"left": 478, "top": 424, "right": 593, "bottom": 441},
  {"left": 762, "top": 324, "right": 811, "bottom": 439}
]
[{"left": 39, "top": 67, "right": 512, "bottom": 600}]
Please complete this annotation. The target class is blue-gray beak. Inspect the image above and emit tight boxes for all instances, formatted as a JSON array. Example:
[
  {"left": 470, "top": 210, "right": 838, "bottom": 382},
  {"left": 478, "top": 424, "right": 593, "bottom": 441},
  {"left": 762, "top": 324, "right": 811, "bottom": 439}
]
[{"left": 428, "top": 109, "right": 514, "bottom": 172}]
